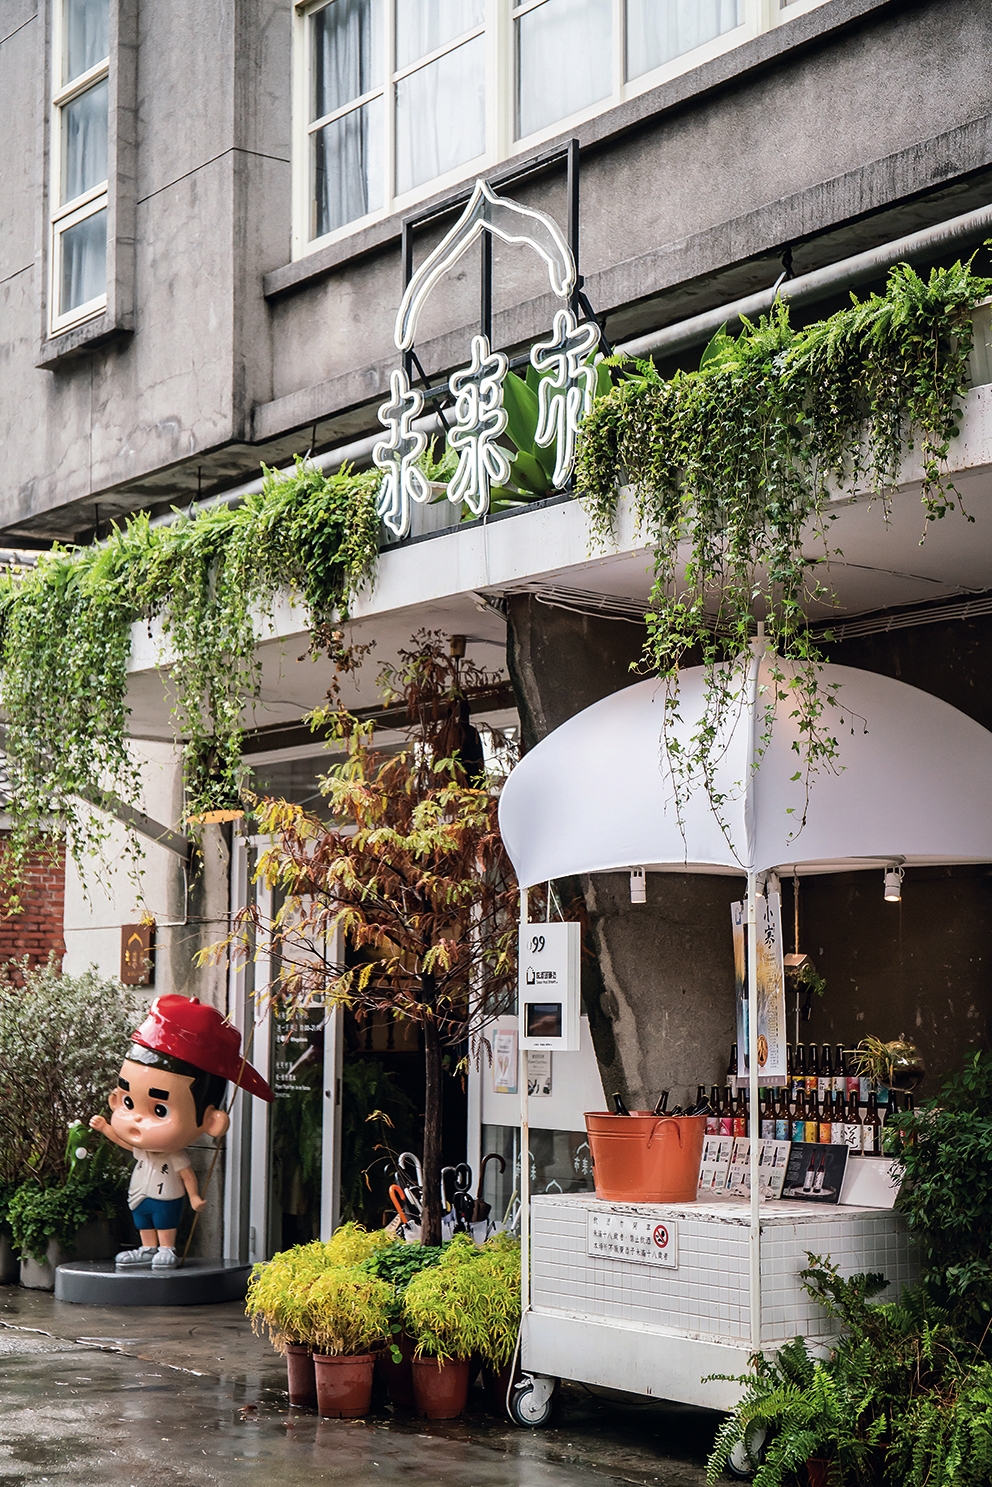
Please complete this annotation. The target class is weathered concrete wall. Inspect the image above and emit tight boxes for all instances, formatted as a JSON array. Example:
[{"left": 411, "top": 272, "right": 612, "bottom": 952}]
[{"left": 9, "top": 0, "right": 992, "bottom": 531}]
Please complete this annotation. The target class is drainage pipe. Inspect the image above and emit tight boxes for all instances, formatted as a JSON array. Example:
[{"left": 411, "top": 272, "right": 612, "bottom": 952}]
[{"left": 615, "top": 200, "right": 992, "bottom": 363}]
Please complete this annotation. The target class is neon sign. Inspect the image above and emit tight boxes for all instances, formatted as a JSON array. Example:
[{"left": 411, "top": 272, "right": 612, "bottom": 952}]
[{"left": 374, "top": 179, "right": 600, "bottom": 539}]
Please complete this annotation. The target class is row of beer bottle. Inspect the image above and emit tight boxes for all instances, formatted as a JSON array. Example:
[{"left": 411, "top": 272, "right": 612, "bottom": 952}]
[
  {"left": 700, "top": 1083, "right": 911, "bottom": 1154},
  {"left": 727, "top": 1041, "right": 895, "bottom": 1107}
]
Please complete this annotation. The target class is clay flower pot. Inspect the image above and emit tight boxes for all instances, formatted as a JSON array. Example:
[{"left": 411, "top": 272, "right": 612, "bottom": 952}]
[
  {"left": 410, "top": 1356, "right": 471, "bottom": 1419},
  {"left": 376, "top": 1333, "right": 415, "bottom": 1410},
  {"left": 285, "top": 1343, "right": 317, "bottom": 1409},
  {"left": 312, "top": 1352, "right": 376, "bottom": 1418},
  {"left": 806, "top": 1458, "right": 834, "bottom": 1487},
  {"left": 482, "top": 1360, "right": 514, "bottom": 1417}
]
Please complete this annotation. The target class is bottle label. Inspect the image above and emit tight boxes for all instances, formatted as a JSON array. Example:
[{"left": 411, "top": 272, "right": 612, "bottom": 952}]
[
  {"left": 804, "top": 1120, "right": 818, "bottom": 1143},
  {"left": 775, "top": 1118, "right": 789, "bottom": 1141}
]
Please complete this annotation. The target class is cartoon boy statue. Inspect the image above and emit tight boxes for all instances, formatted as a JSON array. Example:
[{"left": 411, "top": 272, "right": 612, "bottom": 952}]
[{"left": 90, "top": 994, "right": 273, "bottom": 1269}]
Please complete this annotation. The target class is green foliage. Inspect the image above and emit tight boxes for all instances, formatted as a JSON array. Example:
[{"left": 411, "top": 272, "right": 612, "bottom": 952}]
[
  {"left": 246, "top": 1224, "right": 392, "bottom": 1351},
  {"left": 0, "top": 460, "right": 381, "bottom": 879},
  {"left": 0, "top": 960, "right": 144, "bottom": 1188},
  {"left": 401, "top": 1233, "right": 521, "bottom": 1364},
  {"left": 8, "top": 1122, "right": 129, "bottom": 1261},
  {"left": 302, "top": 1264, "right": 394, "bottom": 1356},
  {"left": 708, "top": 1256, "right": 992, "bottom": 1487},
  {"left": 894, "top": 1049, "right": 992, "bottom": 1333},
  {"left": 576, "top": 260, "right": 989, "bottom": 828}
]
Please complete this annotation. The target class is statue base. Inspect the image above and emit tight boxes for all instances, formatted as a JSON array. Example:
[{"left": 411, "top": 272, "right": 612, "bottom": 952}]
[{"left": 54, "top": 1257, "right": 252, "bottom": 1306}]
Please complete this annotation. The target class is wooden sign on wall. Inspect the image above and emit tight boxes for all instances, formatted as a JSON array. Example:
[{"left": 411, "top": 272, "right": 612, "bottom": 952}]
[{"left": 121, "top": 922, "right": 155, "bottom": 986}]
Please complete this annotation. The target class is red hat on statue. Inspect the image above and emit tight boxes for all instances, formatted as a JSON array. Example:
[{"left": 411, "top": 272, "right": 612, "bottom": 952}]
[{"left": 131, "top": 995, "right": 274, "bottom": 1103}]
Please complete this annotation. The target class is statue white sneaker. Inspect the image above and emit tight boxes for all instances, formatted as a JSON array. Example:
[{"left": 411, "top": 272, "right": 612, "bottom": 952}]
[
  {"left": 151, "top": 1246, "right": 177, "bottom": 1269},
  {"left": 115, "top": 1246, "right": 157, "bottom": 1267}
]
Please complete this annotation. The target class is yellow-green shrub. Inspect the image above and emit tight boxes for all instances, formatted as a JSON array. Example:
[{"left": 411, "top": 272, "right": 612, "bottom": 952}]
[
  {"left": 402, "top": 1234, "right": 520, "bottom": 1364},
  {"left": 303, "top": 1265, "right": 394, "bottom": 1356}
]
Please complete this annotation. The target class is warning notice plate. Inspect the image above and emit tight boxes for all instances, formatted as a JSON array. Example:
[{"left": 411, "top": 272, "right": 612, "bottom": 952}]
[{"left": 587, "top": 1211, "right": 679, "bottom": 1268}]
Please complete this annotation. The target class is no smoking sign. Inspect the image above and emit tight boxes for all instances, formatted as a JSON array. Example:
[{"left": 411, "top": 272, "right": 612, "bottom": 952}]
[{"left": 587, "top": 1212, "right": 680, "bottom": 1268}]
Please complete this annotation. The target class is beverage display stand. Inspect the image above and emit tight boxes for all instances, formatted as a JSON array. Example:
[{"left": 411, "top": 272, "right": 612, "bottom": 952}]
[{"left": 497, "top": 646, "right": 992, "bottom": 1424}]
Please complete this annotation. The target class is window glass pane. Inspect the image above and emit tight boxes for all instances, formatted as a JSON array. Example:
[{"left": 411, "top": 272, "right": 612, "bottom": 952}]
[
  {"left": 312, "top": 99, "right": 383, "bottom": 237},
  {"left": 61, "top": 77, "right": 108, "bottom": 204},
  {"left": 311, "top": 0, "right": 382, "bottom": 121},
  {"left": 63, "top": 0, "right": 109, "bottom": 85},
  {"left": 395, "top": 0, "right": 485, "bottom": 70},
  {"left": 626, "top": 0, "right": 742, "bottom": 79},
  {"left": 516, "top": 0, "right": 611, "bottom": 140},
  {"left": 395, "top": 34, "right": 485, "bottom": 195},
  {"left": 59, "top": 206, "right": 107, "bottom": 314}
]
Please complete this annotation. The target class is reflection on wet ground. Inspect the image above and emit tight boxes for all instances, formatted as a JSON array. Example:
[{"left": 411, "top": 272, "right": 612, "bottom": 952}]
[{"left": 0, "top": 1288, "right": 716, "bottom": 1487}]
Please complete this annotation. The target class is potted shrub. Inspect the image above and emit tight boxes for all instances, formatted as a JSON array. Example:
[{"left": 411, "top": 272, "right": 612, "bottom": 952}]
[
  {"left": 360, "top": 1241, "right": 445, "bottom": 1409},
  {"left": 0, "top": 961, "right": 142, "bottom": 1286},
  {"left": 246, "top": 1223, "right": 391, "bottom": 1408},
  {"left": 304, "top": 1265, "right": 394, "bottom": 1417},
  {"left": 9, "top": 1122, "right": 129, "bottom": 1289},
  {"left": 403, "top": 1234, "right": 521, "bottom": 1419}
]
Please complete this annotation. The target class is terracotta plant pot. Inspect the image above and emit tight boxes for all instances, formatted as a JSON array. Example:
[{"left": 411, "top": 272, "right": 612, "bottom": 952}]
[
  {"left": 482, "top": 1360, "right": 514, "bottom": 1417},
  {"left": 285, "top": 1343, "right": 317, "bottom": 1409},
  {"left": 376, "top": 1333, "right": 415, "bottom": 1410},
  {"left": 312, "top": 1352, "right": 375, "bottom": 1418},
  {"left": 410, "top": 1356, "right": 471, "bottom": 1420},
  {"left": 806, "top": 1458, "right": 834, "bottom": 1487}
]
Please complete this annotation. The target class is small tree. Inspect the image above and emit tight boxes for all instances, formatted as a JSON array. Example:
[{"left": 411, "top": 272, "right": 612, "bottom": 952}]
[{"left": 236, "top": 635, "right": 518, "bottom": 1245}]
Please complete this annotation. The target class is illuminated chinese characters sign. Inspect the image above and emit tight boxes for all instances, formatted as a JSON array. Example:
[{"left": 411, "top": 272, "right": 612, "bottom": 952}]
[{"left": 373, "top": 179, "right": 601, "bottom": 539}]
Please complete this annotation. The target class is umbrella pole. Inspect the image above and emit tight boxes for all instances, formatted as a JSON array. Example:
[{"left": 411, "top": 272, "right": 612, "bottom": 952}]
[
  {"left": 747, "top": 870, "right": 761, "bottom": 1353},
  {"left": 519, "top": 885, "right": 531, "bottom": 1318}
]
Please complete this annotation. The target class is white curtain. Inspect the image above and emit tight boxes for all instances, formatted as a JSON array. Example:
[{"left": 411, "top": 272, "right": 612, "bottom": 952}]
[
  {"left": 60, "top": 206, "right": 106, "bottom": 314},
  {"left": 62, "top": 77, "right": 108, "bottom": 204},
  {"left": 311, "top": 0, "right": 384, "bottom": 236},
  {"left": 626, "top": 0, "right": 742, "bottom": 79},
  {"left": 64, "top": 0, "right": 108, "bottom": 85},
  {"left": 516, "top": 0, "right": 612, "bottom": 140},
  {"left": 395, "top": 0, "right": 485, "bottom": 70},
  {"left": 395, "top": 34, "right": 485, "bottom": 195}
]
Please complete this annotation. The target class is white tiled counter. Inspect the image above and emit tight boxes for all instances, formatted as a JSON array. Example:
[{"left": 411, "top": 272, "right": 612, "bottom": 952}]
[{"left": 523, "top": 1193, "right": 918, "bottom": 1410}]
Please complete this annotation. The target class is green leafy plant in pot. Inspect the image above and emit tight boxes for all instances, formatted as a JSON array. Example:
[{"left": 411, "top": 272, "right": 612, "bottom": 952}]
[
  {"left": 402, "top": 1234, "right": 522, "bottom": 1419},
  {"left": 245, "top": 1223, "right": 391, "bottom": 1409},
  {"left": 303, "top": 1265, "right": 394, "bottom": 1418}
]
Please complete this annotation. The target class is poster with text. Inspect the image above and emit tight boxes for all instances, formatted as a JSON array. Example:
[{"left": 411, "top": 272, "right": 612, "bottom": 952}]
[{"left": 733, "top": 890, "right": 788, "bottom": 1084}]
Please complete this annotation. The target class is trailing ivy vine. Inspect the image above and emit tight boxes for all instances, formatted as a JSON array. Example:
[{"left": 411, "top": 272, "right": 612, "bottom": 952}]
[
  {"left": 0, "top": 459, "right": 380, "bottom": 884},
  {"left": 576, "top": 258, "right": 991, "bottom": 843}
]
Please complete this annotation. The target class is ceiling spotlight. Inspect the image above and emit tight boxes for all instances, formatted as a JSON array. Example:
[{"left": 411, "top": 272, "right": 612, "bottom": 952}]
[
  {"left": 883, "top": 863, "right": 904, "bottom": 903},
  {"left": 630, "top": 867, "right": 646, "bottom": 904}
]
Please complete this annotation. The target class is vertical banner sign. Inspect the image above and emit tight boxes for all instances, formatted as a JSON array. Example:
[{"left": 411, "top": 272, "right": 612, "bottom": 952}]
[{"left": 732, "top": 892, "right": 788, "bottom": 1084}]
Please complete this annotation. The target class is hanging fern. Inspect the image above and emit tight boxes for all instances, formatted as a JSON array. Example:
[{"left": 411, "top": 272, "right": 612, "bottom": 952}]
[
  {"left": 576, "top": 258, "right": 990, "bottom": 839},
  {"left": 0, "top": 459, "right": 381, "bottom": 889}
]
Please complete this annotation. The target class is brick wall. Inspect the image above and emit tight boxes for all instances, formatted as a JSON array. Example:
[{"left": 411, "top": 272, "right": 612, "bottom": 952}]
[{"left": 0, "top": 839, "right": 66, "bottom": 969}]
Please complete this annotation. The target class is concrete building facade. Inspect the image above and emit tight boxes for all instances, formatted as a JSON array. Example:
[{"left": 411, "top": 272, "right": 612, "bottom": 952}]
[{"left": 3, "top": 0, "right": 992, "bottom": 1256}]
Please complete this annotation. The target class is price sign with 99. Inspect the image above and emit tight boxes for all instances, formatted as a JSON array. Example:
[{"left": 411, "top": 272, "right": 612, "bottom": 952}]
[{"left": 530, "top": 934, "right": 545, "bottom": 954}]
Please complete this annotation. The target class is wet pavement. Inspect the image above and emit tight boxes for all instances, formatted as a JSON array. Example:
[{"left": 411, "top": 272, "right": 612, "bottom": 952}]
[{"left": 0, "top": 1286, "right": 717, "bottom": 1487}]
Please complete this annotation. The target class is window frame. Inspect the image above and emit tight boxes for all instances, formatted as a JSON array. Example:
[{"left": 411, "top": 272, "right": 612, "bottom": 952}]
[
  {"left": 290, "top": 0, "right": 816, "bottom": 264},
  {"left": 49, "top": 0, "right": 110, "bottom": 335}
]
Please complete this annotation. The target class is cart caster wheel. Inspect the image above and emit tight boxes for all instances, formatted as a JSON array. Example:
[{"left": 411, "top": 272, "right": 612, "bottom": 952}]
[
  {"left": 726, "top": 1424, "right": 768, "bottom": 1478},
  {"left": 508, "top": 1373, "right": 558, "bottom": 1427}
]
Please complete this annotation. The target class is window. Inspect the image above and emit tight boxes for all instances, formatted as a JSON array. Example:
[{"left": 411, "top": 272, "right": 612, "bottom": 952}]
[
  {"left": 50, "top": 0, "right": 109, "bottom": 333},
  {"left": 293, "top": 1, "right": 804, "bottom": 258},
  {"left": 299, "top": 0, "right": 487, "bottom": 249}
]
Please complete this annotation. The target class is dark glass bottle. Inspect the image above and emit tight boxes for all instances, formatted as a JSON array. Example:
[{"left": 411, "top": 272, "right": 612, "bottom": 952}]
[
  {"left": 805, "top": 1091, "right": 820, "bottom": 1144},
  {"left": 653, "top": 1090, "right": 670, "bottom": 1115},
  {"left": 760, "top": 1089, "right": 775, "bottom": 1141},
  {"left": 818, "top": 1043, "right": 833, "bottom": 1098},
  {"left": 792, "top": 1088, "right": 807, "bottom": 1143},
  {"left": 612, "top": 1091, "right": 631, "bottom": 1116},
  {"left": 774, "top": 1089, "right": 790, "bottom": 1142},
  {"left": 863, "top": 1093, "right": 882, "bottom": 1155},
  {"left": 835, "top": 1044, "right": 847, "bottom": 1094},
  {"left": 805, "top": 1043, "right": 820, "bottom": 1096},
  {"left": 705, "top": 1085, "right": 721, "bottom": 1134},
  {"left": 719, "top": 1086, "right": 734, "bottom": 1136},
  {"left": 727, "top": 1042, "right": 739, "bottom": 1091},
  {"left": 792, "top": 1044, "right": 807, "bottom": 1101},
  {"left": 733, "top": 1088, "right": 747, "bottom": 1139}
]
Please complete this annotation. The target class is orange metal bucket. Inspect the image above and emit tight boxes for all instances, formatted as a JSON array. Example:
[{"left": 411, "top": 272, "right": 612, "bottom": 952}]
[{"left": 584, "top": 1112, "right": 706, "bottom": 1202}]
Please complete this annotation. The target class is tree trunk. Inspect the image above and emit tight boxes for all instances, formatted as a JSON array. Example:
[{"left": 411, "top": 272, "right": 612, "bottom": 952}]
[{"left": 421, "top": 1012, "right": 443, "bottom": 1247}]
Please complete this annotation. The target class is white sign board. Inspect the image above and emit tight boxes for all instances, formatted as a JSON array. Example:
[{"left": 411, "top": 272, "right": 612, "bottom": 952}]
[
  {"left": 518, "top": 921, "right": 580, "bottom": 1051},
  {"left": 587, "top": 1210, "right": 679, "bottom": 1268}
]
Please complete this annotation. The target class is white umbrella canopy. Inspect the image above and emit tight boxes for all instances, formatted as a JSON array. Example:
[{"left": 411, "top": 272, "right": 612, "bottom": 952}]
[{"left": 498, "top": 651, "right": 992, "bottom": 887}]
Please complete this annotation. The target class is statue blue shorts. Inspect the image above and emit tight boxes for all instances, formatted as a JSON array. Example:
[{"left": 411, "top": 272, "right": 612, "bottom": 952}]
[{"left": 131, "top": 1196, "right": 185, "bottom": 1230}]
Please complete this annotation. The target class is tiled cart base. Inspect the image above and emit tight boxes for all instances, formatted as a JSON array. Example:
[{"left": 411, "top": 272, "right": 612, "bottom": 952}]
[{"left": 523, "top": 1193, "right": 919, "bottom": 1411}]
